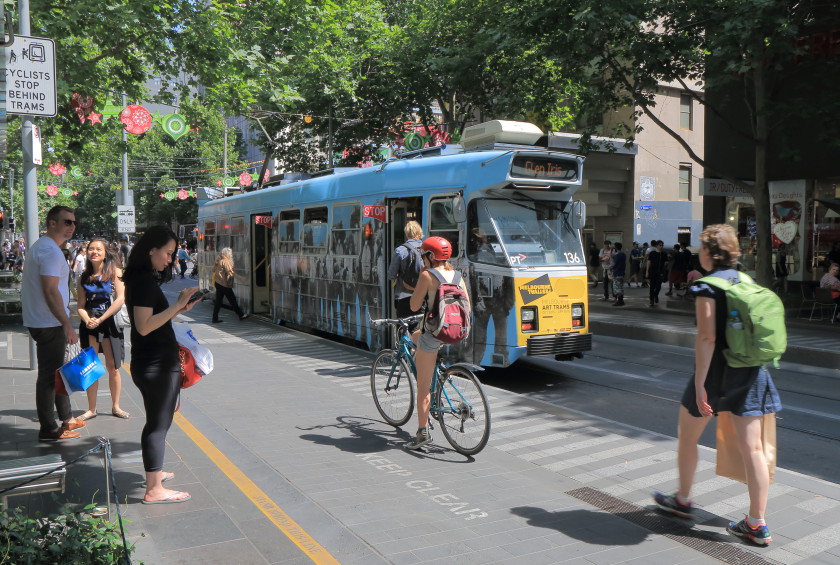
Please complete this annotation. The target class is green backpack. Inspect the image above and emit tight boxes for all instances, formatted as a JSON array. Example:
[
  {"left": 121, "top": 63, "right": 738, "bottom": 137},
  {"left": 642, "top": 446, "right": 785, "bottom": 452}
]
[{"left": 699, "top": 272, "right": 787, "bottom": 368}]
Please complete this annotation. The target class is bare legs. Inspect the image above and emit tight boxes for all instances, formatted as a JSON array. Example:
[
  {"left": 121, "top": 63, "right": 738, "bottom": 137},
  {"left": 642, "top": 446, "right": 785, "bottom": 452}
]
[
  {"left": 676, "top": 406, "right": 769, "bottom": 519},
  {"left": 676, "top": 406, "right": 711, "bottom": 498},
  {"left": 731, "top": 414, "right": 770, "bottom": 519},
  {"left": 144, "top": 470, "right": 188, "bottom": 503},
  {"left": 83, "top": 337, "right": 127, "bottom": 418},
  {"left": 411, "top": 330, "right": 436, "bottom": 430}
]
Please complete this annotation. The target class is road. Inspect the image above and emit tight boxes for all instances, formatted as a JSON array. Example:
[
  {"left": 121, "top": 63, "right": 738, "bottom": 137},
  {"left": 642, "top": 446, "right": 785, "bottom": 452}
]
[{"left": 483, "top": 335, "right": 840, "bottom": 484}]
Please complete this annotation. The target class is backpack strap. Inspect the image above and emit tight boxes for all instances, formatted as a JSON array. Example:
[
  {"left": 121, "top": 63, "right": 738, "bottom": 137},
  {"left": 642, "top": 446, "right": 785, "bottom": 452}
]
[
  {"left": 428, "top": 268, "right": 446, "bottom": 284},
  {"left": 698, "top": 271, "right": 747, "bottom": 291},
  {"left": 400, "top": 243, "right": 419, "bottom": 290}
]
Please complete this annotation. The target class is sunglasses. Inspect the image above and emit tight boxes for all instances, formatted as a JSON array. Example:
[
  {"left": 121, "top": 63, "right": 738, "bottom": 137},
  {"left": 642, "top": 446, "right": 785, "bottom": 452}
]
[{"left": 61, "top": 219, "right": 77, "bottom": 226}]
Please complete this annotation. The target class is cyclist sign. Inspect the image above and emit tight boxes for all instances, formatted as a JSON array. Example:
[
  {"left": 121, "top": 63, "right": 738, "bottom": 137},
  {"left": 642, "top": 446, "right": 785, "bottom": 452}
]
[{"left": 4, "top": 35, "right": 57, "bottom": 117}]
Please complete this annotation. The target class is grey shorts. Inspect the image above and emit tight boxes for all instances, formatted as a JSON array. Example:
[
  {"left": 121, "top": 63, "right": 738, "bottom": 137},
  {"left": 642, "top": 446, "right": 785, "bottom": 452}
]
[{"left": 417, "top": 330, "right": 444, "bottom": 353}]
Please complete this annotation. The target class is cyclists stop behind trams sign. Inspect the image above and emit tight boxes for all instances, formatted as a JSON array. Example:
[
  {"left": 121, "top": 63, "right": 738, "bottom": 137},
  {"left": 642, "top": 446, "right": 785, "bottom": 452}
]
[{"left": 4, "top": 36, "right": 57, "bottom": 117}]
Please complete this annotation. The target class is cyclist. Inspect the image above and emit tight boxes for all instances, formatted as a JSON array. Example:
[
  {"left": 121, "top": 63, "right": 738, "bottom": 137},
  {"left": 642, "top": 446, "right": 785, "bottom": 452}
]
[{"left": 406, "top": 236, "right": 470, "bottom": 450}]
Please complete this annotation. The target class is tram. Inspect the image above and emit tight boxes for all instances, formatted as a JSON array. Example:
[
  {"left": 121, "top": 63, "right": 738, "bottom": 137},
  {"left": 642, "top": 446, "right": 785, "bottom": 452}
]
[{"left": 196, "top": 120, "right": 592, "bottom": 368}]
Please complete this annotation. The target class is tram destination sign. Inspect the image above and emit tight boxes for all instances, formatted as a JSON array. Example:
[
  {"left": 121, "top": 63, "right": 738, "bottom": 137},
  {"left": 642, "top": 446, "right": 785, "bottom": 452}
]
[
  {"left": 510, "top": 155, "right": 579, "bottom": 182},
  {"left": 3, "top": 35, "right": 57, "bottom": 117}
]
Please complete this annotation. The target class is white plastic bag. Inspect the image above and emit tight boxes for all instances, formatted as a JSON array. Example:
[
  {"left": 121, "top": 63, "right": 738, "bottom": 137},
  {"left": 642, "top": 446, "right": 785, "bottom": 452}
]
[{"left": 172, "top": 322, "right": 213, "bottom": 375}]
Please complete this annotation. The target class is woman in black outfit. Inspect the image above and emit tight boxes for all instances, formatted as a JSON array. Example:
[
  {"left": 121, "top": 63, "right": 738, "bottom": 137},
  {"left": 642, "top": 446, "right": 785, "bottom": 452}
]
[{"left": 123, "top": 226, "right": 198, "bottom": 504}]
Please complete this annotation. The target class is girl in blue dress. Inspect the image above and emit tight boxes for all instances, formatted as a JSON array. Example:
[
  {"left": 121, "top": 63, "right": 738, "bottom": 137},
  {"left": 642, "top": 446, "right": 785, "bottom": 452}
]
[{"left": 76, "top": 238, "right": 129, "bottom": 420}]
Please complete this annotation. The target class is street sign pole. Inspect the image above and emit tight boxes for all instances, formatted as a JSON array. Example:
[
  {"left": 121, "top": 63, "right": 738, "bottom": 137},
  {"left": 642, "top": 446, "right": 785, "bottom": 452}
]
[{"left": 18, "top": 0, "right": 36, "bottom": 369}]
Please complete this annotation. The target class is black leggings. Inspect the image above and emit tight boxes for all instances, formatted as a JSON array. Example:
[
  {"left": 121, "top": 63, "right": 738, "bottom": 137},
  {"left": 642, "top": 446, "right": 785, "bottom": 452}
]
[
  {"left": 131, "top": 355, "right": 180, "bottom": 473},
  {"left": 213, "top": 282, "right": 244, "bottom": 319}
]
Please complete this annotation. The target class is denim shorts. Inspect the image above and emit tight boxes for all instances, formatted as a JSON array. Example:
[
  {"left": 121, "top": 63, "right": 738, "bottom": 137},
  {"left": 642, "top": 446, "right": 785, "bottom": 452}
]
[{"left": 417, "top": 330, "right": 444, "bottom": 353}]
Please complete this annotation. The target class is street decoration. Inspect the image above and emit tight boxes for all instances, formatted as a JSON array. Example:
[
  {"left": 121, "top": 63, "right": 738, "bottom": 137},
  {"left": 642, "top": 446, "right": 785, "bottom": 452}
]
[
  {"left": 223, "top": 176, "right": 235, "bottom": 187},
  {"left": 70, "top": 166, "right": 83, "bottom": 178},
  {"left": 163, "top": 113, "right": 188, "bottom": 140},
  {"left": 70, "top": 93, "right": 95, "bottom": 124},
  {"left": 120, "top": 104, "right": 153, "bottom": 134},
  {"left": 46, "top": 184, "right": 58, "bottom": 196},
  {"left": 48, "top": 162, "right": 66, "bottom": 175},
  {"left": 178, "top": 189, "right": 189, "bottom": 200},
  {"left": 239, "top": 172, "right": 253, "bottom": 186}
]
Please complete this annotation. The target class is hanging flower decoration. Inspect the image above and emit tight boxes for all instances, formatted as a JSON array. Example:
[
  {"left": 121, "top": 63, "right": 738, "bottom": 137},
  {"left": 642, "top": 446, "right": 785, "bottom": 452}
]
[
  {"left": 216, "top": 179, "right": 223, "bottom": 186},
  {"left": 49, "top": 162, "right": 66, "bottom": 176},
  {"left": 88, "top": 112, "right": 103, "bottom": 125},
  {"left": 120, "top": 105, "right": 153, "bottom": 135},
  {"left": 177, "top": 189, "right": 189, "bottom": 200},
  {"left": 187, "top": 188, "right": 196, "bottom": 198},
  {"left": 263, "top": 170, "right": 270, "bottom": 182},
  {"left": 73, "top": 191, "right": 79, "bottom": 196},
  {"left": 70, "top": 93, "right": 95, "bottom": 124},
  {"left": 239, "top": 172, "right": 253, "bottom": 186},
  {"left": 163, "top": 114, "right": 188, "bottom": 140},
  {"left": 46, "top": 184, "right": 59, "bottom": 196}
]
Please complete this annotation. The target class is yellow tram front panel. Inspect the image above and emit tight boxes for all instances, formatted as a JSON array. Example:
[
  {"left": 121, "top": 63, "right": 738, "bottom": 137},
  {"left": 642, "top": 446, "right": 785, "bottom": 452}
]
[{"left": 514, "top": 273, "right": 591, "bottom": 357}]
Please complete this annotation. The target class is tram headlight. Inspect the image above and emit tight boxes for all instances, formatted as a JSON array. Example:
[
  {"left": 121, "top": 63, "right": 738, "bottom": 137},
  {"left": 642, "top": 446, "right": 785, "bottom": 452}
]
[
  {"left": 521, "top": 307, "right": 537, "bottom": 332},
  {"left": 571, "top": 302, "right": 585, "bottom": 328}
]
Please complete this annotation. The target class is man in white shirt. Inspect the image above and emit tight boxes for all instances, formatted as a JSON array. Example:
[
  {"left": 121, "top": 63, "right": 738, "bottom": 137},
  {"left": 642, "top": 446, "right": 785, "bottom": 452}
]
[{"left": 21, "top": 206, "right": 85, "bottom": 441}]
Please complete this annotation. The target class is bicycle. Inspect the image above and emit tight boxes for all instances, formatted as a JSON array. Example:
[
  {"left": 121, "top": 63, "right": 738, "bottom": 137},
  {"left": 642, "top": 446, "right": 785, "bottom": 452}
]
[{"left": 370, "top": 315, "right": 491, "bottom": 455}]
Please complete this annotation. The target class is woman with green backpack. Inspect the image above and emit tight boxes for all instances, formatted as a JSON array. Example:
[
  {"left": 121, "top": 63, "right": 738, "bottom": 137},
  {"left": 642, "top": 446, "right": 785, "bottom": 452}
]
[{"left": 654, "top": 224, "right": 782, "bottom": 546}]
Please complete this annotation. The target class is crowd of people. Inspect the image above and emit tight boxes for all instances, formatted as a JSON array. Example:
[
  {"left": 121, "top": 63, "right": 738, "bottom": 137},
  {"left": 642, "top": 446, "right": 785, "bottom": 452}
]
[{"left": 591, "top": 240, "right": 698, "bottom": 307}]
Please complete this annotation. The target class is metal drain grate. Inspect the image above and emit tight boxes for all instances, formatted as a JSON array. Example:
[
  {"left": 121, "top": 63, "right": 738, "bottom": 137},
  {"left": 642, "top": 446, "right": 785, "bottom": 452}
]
[{"left": 566, "top": 487, "right": 780, "bottom": 565}]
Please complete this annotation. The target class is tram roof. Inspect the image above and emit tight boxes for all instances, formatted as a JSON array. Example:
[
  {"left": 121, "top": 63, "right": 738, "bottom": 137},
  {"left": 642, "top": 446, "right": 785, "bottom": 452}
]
[{"left": 199, "top": 147, "right": 582, "bottom": 211}]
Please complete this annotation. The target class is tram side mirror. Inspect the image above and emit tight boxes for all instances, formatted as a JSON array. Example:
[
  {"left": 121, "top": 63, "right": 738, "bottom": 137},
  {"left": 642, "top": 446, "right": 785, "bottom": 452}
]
[
  {"left": 569, "top": 201, "right": 586, "bottom": 230},
  {"left": 452, "top": 195, "right": 467, "bottom": 224}
]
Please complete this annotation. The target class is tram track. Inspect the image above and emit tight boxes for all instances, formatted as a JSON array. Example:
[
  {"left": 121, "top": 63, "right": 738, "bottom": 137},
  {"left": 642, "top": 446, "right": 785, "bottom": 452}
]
[{"left": 511, "top": 351, "right": 840, "bottom": 444}]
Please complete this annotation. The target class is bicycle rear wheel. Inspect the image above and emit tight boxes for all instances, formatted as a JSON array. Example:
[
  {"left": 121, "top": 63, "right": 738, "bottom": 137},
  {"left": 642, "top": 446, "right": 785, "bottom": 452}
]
[
  {"left": 434, "top": 367, "right": 490, "bottom": 455},
  {"left": 371, "top": 350, "right": 416, "bottom": 427}
]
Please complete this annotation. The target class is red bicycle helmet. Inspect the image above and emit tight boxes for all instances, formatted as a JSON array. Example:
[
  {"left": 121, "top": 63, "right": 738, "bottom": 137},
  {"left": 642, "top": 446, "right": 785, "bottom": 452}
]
[{"left": 421, "top": 236, "right": 452, "bottom": 261}]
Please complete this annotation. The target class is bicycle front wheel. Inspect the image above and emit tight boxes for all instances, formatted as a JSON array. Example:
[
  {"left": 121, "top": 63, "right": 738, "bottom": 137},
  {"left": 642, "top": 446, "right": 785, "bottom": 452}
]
[
  {"left": 434, "top": 367, "right": 491, "bottom": 455},
  {"left": 371, "top": 350, "right": 416, "bottom": 427}
]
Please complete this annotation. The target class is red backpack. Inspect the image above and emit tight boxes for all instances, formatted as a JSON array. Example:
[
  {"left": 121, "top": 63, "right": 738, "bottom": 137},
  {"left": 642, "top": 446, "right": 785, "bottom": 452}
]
[{"left": 424, "top": 270, "right": 471, "bottom": 344}]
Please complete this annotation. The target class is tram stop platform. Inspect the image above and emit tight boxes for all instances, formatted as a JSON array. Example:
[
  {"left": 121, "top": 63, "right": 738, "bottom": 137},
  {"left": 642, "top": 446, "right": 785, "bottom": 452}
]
[{"left": 1, "top": 280, "right": 840, "bottom": 565}]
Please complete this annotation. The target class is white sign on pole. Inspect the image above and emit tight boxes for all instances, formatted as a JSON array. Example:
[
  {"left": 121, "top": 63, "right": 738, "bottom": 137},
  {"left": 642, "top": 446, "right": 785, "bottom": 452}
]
[
  {"left": 32, "top": 124, "right": 42, "bottom": 165},
  {"left": 4, "top": 36, "right": 57, "bottom": 117},
  {"left": 117, "top": 206, "right": 136, "bottom": 234}
]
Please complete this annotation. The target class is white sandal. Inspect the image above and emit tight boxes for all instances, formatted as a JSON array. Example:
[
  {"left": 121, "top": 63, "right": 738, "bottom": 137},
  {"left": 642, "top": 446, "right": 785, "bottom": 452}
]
[{"left": 77, "top": 410, "right": 97, "bottom": 421}]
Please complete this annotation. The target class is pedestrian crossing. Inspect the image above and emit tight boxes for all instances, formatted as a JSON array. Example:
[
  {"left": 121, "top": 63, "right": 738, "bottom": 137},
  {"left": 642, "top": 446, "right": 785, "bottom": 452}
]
[{"left": 187, "top": 318, "right": 840, "bottom": 564}]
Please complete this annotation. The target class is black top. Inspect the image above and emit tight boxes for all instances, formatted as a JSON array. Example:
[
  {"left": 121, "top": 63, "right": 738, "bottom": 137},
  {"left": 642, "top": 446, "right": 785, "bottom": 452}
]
[
  {"left": 648, "top": 250, "right": 667, "bottom": 278},
  {"left": 125, "top": 271, "right": 177, "bottom": 362}
]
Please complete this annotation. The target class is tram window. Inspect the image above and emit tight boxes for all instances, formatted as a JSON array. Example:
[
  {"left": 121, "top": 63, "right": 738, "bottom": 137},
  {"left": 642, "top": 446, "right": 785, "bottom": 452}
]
[
  {"left": 467, "top": 201, "right": 507, "bottom": 266},
  {"left": 331, "top": 203, "right": 361, "bottom": 256},
  {"left": 205, "top": 220, "right": 216, "bottom": 252},
  {"left": 303, "top": 206, "right": 329, "bottom": 255},
  {"left": 428, "top": 197, "right": 460, "bottom": 256}
]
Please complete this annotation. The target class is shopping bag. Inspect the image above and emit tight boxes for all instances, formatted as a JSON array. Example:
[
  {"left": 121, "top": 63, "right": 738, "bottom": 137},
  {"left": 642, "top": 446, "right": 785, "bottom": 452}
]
[
  {"left": 716, "top": 411, "right": 776, "bottom": 484},
  {"left": 59, "top": 346, "right": 107, "bottom": 394},
  {"left": 173, "top": 322, "right": 213, "bottom": 376},
  {"left": 55, "top": 343, "right": 80, "bottom": 396},
  {"left": 114, "top": 303, "right": 131, "bottom": 329},
  {"left": 178, "top": 345, "right": 203, "bottom": 389}
]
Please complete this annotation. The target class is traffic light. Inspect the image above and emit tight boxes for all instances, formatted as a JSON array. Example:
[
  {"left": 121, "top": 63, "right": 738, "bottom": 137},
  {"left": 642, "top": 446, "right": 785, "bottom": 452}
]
[{"left": 0, "top": 209, "right": 5, "bottom": 229}]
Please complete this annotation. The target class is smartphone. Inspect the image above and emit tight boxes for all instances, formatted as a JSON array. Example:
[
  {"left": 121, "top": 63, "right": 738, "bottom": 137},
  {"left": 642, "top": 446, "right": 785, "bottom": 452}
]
[{"left": 188, "top": 289, "right": 210, "bottom": 304}]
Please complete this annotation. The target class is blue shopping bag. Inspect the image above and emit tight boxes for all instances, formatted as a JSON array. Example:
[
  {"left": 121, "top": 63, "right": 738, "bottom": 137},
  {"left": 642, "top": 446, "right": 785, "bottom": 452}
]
[{"left": 59, "top": 346, "right": 107, "bottom": 393}]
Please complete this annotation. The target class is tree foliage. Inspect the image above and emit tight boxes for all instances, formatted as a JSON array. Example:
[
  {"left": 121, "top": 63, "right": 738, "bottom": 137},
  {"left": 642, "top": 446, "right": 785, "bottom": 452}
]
[{"left": 503, "top": 0, "right": 840, "bottom": 285}]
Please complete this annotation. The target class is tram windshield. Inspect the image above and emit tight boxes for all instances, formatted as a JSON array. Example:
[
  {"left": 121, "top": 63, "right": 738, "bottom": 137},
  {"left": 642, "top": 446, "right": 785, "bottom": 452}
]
[{"left": 468, "top": 199, "right": 585, "bottom": 267}]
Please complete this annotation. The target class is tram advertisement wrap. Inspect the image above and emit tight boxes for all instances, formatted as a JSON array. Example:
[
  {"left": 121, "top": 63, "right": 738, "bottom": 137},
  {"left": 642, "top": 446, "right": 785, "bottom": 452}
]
[{"left": 514, "top": 273, "right": 589, "bottom": 342}]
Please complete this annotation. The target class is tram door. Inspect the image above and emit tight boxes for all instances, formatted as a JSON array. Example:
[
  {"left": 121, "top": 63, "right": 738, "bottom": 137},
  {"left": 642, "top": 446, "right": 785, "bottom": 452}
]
[
  {"left": 251, "top": 213, "right": 272, "bottom": 315},
  {"left": 386, "top": 197, "right": 422, "bottom": 317}
]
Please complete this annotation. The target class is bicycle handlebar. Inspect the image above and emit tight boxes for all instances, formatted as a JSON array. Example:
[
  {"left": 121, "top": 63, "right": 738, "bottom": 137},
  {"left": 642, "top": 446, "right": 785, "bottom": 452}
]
[{"left": 369, "top": 314, "right": 424, "bottom": 328}]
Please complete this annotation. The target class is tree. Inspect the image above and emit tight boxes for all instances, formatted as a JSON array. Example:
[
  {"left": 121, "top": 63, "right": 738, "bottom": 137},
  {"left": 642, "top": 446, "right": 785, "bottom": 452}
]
[{"left": 505, "top": 0, "right": 840, "bottom": 286}]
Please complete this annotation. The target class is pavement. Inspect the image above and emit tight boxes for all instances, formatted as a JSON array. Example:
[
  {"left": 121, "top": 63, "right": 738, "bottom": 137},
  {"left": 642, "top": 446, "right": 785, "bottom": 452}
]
[{"left": 1, "top": 278, "right": 839, "bottom": 564}]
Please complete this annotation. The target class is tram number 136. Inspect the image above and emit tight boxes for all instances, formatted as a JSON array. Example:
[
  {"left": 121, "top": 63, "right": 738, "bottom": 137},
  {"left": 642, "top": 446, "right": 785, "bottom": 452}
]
[{"left": 563, "top": 252, "right": 582, "bottom": 263}]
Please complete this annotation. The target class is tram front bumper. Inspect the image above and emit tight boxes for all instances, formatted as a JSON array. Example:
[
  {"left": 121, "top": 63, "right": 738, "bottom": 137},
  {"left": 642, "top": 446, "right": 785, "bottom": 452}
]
[{"left": 526, "top": 332, "right": 592, "bottom": 359}]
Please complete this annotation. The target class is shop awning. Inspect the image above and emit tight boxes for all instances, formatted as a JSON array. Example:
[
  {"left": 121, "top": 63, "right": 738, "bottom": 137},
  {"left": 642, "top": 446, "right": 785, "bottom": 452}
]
[{"left": 816, "top": 198, "right": 840, "bottom": 215}]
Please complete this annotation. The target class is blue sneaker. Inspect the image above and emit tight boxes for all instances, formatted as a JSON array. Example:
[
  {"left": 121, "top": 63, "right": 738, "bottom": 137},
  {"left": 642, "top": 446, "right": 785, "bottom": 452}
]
[
  {"left": 653, "top": 491, "right": 693, "bottom": 519},
  {"left": 727, "top": 516, "right": 772, "bottom": 545}
]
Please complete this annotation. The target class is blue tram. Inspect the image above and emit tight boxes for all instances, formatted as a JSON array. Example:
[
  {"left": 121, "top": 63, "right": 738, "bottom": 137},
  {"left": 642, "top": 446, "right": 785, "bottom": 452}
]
[{"left": 196, "top": 120, "right": 592, "bottom": 367}]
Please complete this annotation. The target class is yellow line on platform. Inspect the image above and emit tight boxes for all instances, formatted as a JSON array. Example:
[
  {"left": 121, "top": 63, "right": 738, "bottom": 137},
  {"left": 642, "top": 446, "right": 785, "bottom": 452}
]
[
  {"left": 122, "top": 364, "right": 339, "bottom": 564},
  {"left": 173, "top": 413, "right": 340, "bottom": 565}
]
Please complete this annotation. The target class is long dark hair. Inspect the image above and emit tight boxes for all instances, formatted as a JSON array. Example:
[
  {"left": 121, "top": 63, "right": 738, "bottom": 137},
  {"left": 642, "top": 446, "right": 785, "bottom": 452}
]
[
  {"left": 122, "top": 225, "right": 178, "bottom": 285},
  {"left": 81, "top": 238, "right": 118, "bottom": 284}
]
